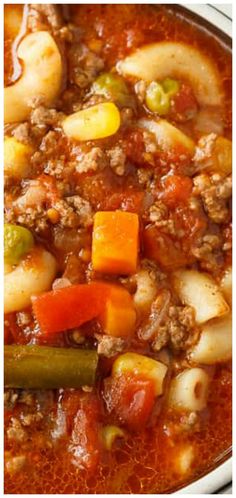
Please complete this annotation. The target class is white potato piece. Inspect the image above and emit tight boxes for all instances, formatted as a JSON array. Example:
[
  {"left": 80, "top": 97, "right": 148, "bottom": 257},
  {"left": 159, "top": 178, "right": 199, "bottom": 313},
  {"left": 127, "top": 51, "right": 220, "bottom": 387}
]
[
  {"left": 139, "top": 118, "right": 195, "bottom": 156},
  {"left": 4, "top": 137, "right": 33, "bottom": 179},
  {"left": 220, "top": 267, "right": 232, "bottom": 305},
  {"left": 173, "top": 270, "right": 229, "bottom": 324},
  {"left": 118, "top": 42, "right": 223, "bottom": 106},
  {"left": 4, "top": 248, "right": 57, "bottom": 313},
  {"left": 189, "top": 313, "right": 232, "bottom": 364},
  {"left": 168, "top": 367, "right": 210, "bottom": 411},
  {"left": 133, "top": 269, "right": 157, "bottom": 314},
  {"left": 4, "top": 31, "right": 62, "bottom": 123}
]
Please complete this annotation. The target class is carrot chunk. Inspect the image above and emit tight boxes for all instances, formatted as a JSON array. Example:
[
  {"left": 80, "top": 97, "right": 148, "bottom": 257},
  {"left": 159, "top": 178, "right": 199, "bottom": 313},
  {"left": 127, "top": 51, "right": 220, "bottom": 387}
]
[
  {"left": 99, "top": 284, "right": 136, "bottom": 338},
  {"left": 92, "top": 210, "right": 139, "bottom": 274},
  {"left": 32, "top": 282, "right": 109, "bottom": 335}
]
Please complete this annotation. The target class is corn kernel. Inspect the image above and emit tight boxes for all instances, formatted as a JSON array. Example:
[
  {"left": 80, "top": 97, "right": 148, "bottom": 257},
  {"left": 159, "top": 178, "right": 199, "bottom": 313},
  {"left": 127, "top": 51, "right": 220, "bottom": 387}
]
[
  {"left": 62, "top": 103, "right": 121, "bottom": 141},
  {"left": 112, "top": 352, "right": 167, "bottom": 396},
  {"left": 4, "top": 137, "right": 33, "bottom": 179}
]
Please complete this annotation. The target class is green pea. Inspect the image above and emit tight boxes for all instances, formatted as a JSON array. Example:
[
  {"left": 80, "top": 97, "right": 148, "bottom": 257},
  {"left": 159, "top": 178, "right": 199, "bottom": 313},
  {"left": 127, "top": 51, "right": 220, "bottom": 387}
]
[
  {"left": 92, "top": 72, "right": 130, "bottom": 107},
  {"left": 4, "top": 224, "right": 34, "bottom": 265},
  {"left": 162, "top": 77, "right": 180, "bottom": 96},
  {"left": 145, "top": 82, "right": 170, "bottom": 115}
]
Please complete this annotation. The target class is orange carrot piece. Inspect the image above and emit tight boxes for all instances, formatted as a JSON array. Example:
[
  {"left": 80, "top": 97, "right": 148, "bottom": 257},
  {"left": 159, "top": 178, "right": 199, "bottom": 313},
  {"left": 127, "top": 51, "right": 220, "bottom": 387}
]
[
  {"left": 99, "top": 284, "right": 136, "bottom": 338},
  {"left": 92, "top": 210, "right": 139, "bottom": 275}
]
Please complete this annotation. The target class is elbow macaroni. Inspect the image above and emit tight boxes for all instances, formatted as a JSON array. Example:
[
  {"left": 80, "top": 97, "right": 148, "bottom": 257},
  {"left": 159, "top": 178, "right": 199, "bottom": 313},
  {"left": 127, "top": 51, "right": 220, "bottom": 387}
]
[
  {"left": 168, "top": 368, "right": 210, "bottom": 412},
  {"left": 4, "top": 248, "right": 57, "bottom": 313},
  {"left": 189, "top": 314, "right": 232, "bottom": 365},
  {"left": 4, "top": 31, "right": 62, "bottom": 123}
]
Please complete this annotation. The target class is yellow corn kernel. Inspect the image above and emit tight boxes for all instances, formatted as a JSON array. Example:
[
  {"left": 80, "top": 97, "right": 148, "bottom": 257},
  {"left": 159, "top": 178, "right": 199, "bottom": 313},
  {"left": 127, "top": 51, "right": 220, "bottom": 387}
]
[
  {"left": 62, "top": 102, "right": 121, "bottom": 141},
  {"left": 101, "top": 425, "right": 125, "bottom": 450},
  {"left": 112, "top": 352, "right": 167, "bottom": 396},
  {"left": 4, "top": 137, "right": 33, "bottom": 179}
]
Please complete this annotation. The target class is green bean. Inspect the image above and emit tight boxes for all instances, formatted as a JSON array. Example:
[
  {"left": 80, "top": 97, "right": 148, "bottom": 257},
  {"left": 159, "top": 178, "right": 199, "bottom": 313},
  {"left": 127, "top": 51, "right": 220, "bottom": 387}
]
[
  {"left": 4, "top": 224, "right": 34, "bottom": 265},
  {"left": 4, "top": 345, "right": 98, "bottom": 389}
]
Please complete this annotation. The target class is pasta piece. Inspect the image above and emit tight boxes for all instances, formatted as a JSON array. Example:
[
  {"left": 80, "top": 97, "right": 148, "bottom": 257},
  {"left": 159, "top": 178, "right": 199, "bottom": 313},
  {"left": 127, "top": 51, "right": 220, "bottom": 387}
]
[
  {"left": 133, "top": 269, "right": 157, "bottom": 314},
  {"left": 220, "top": 267, "right": 232, "bottom": 305},
  {"left": 174, "top": 445, "right": 195, "bottom": 476},
  {"left": 4, "top": 248, "right": 57, "bottom": 313},
  {"left": 4, "top": 31, "right": 62, "bottom": 123},
  {"left": 117, "top": 42, "right": 223, "bottom": 106},
  {"left": 139, "top": 119, "right": 195, "bottom": 157},
  {"left": 173, "top": 270, "right": 229, "bottom": 324},
  {"left": 168, "top": 368, "right": 210, "bottom": 411},
  {"left": 189, "top": 314, "right": 232, "bottom": 364}
]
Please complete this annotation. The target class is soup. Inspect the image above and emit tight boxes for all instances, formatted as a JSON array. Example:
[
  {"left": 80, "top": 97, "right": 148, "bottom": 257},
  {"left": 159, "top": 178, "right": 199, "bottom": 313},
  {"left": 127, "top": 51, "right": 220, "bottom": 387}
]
[{"left": 4, "top": 4, "right": 232, "bottom": 494}]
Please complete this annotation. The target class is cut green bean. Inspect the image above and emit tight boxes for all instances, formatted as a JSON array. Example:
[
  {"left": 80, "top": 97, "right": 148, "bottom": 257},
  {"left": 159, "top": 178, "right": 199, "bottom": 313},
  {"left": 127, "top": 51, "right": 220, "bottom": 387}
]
[{"left": 4, "top": 345, "right": 98, "bottom": 389}]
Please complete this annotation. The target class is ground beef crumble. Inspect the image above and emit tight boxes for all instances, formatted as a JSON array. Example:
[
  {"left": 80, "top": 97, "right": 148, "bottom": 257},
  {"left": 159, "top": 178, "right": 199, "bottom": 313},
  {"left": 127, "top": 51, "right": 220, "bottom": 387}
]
[
  {"left": 96, "top": 334, "right": 126, "bottom": 357},
  {"left": 193, "top": 173, "right": 232, "bottom": 224},
  {"left": 152, "top": 304, "right": 199, "bottom": 352}
]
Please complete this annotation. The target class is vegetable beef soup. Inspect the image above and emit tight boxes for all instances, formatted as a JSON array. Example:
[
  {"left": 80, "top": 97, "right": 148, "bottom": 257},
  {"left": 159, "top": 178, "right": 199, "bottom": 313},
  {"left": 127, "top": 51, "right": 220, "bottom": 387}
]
[{"left": 4, "top": 4, "right": 232, "bottom": 494}]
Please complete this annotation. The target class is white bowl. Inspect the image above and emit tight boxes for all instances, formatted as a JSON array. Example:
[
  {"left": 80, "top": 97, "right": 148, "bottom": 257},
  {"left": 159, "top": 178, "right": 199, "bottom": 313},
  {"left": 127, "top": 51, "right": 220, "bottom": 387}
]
[{"left": 175, "top": 4, "right": 232, "bottom": 494}]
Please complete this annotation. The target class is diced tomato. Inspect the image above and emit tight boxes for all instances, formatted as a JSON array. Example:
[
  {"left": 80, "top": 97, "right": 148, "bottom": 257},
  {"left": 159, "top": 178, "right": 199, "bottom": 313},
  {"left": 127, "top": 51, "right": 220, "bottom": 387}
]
[
  {"left": 32, "top": 282, "right": 110, "bottom": 335},
  {"left": 104, "top": 190, "right": 145, "bottom": 213},
  {"left": 103, "top": 374, "right": 156, "bottom": 431},
  {"left": 38, "top": 174, "right": 59, "bottom": 205},
  {"left": 125, "top": 128, "right": 147, "bottom": 167},
  {"left": 61, "top": 391, "right": 102, "bottom": 471},
  {"left": 171, "top": 83, "right": 198, "bottom": 122},
  {"left": 161, "top": 175, "right": 193, "bottom": 208},
  {"left": 143, "top": 225, "right": 191, "bottom": 270}
]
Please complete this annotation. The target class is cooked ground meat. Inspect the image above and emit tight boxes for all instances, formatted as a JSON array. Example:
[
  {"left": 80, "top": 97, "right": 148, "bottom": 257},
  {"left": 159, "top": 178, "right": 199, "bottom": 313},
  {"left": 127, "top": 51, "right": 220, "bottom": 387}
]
[
  {"left": 21, "top": 412, "right": 43, "bottom": 427},
  {"left": 30, "top": 106, "right": 63, "bottom": 127},
  {"left": 66, "top": 195, "right": 94, "bottom": 227},
  {"left": 7, "top": 418, "right": 26, "bottom": 443},
  {"left": 75, "top": 147, "right": 107, "bottom": 173},
  {"left": 193, "top": 133, "right": 217, "bottom": 170},
  {"left": 107, "top": 145, "right": 126, "bottom": 176},
  {"left": 68, "top": 43, "right": 104, "bottom": 88},
  {"left": 191, "top": 232, "right": 223, "bottom": 272},
  {"left": 152, "top": 305, "right": 199, "bottom": 352},
  {"left": 193, "top": 173, "right": 232, "bottom": 223},
  {"left": 12, "top": 123, "right": 32, "bottom": 145},
  {"left": 28, "top": 4, "right": 63, "bottom": 32},
  {"left": 148, "top": 201, "right": 168, "bottom": 223},
  {"left": 96, "top": 334, "right": 126, "bottom": 357}
]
